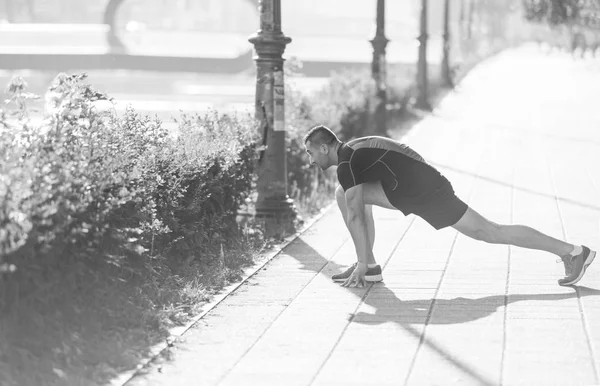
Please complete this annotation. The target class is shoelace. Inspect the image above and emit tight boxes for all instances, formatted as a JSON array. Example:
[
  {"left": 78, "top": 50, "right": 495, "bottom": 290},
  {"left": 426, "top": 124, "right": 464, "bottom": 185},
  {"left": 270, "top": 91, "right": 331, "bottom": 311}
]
[{"left": 557, "top": 255, "right": 573, "bottom": 276}]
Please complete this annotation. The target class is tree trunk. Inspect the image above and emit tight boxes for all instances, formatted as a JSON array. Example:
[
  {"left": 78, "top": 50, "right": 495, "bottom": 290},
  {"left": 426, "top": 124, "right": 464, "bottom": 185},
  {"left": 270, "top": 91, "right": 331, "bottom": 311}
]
[
  {"left": 467, "top": 0, "right": 475, "bottom": 40},
  {"left": 25, "top": 0, "right": 36, "bottom": 21},
  {"left": 442, "top": 0, "right": 453, "bottom": 87},
  {"left": 5, "top": 0, "right": 15, "bottom": 22},
  {"left": 416, "top": 0, "right": 430, "bottom": 110}
]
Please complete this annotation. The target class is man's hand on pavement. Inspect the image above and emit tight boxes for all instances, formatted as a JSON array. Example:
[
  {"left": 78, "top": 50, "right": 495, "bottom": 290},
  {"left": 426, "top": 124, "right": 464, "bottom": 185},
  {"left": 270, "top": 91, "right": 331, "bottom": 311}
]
[{"left": 342, "top": 262, "right": 368, "bottom": 288}]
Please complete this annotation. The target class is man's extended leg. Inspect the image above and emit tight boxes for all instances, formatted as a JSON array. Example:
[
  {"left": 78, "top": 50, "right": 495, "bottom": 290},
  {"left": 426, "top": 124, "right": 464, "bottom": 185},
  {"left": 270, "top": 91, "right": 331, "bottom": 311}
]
[
  {"left": 452, "top": 207, "right": 596, "bottom": 285},
  {"left": 452, "top": 207, "right": 572, "bottom": 255}
]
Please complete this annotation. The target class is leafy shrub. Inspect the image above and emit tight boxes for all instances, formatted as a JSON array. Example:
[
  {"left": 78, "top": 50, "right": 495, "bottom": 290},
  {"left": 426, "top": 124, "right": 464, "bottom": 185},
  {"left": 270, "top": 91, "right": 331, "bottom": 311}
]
[
  {"left": 0, "top": 74, "right": 259, "bottom": 290},
  {"left": 284, "top": 67, "right": 336, "bottom": 214},
  {"left": 306, "top": 68, "right": 374, "bottom": 141}
]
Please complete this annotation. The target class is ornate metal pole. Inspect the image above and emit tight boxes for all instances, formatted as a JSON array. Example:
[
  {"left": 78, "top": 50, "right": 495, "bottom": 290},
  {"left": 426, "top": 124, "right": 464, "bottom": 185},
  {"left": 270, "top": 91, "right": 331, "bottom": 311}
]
[
  {"left": 103, "top": 0, "right": 126, "bottom": 52},
  {"left": 370, "top": 0, "right": 389, "bottom": 135},
  {"left": 467, "top": 0, "right": 475, "bottom": 40},
  {"left": 5, "top": 0, "right": 14, "bottom": 22},
  {"left": 459, "top": 0, "right": 465, "bottom": 39},
  {"left": 442, "top": 0, "right": 453, "bottom": 87},
  {"left": 416, "top": 0, "right": 431, "bottom": 110},
  {"left": 248, "top": 0, "right": 296, "bottom": 236}
]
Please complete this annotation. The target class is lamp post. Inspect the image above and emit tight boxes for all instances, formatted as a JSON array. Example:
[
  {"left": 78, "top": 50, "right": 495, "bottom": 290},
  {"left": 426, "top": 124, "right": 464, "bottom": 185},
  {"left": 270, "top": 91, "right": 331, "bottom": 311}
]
[
  {"left": 248, "top": 0, "right": 296, "bottom": 236},
  {"left": 103, "top": 0, "right": 126, "bottom": 52},
  {"left": 442, "top": 0, "right": 453, "bottom": 87},
  {"left": 415, "top": 0, "right": 431, "bottom": 110},
  {"left": 370, "top": 0, "right": 389, "bottom": 135},
  {"left": 459, "top": 0, "right": 465, "bottom": 39},
  {"left": 467, "top": 0, "right": 475, "bottom": 40}
]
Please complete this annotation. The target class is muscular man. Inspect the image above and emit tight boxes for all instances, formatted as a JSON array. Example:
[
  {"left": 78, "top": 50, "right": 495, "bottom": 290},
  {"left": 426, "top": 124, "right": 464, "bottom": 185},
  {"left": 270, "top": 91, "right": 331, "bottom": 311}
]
[{"left": 303, "top": 125, "right": 596, "bottom": 288}]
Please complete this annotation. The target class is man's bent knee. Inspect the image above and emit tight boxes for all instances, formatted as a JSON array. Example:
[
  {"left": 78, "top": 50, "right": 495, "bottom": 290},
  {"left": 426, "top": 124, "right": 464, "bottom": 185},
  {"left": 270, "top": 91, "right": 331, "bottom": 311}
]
[
  {"left": 362, "top": 182, "right": 396, "bottom": 210},
  {"left": 335, "top": 186, "right": 346, "bottom": 209},
  {"left": 335, "top": 182, "right": 395, "bottom": 211},
  {"left": 335, "top": 185, "right": 345, "bottom": 199}
]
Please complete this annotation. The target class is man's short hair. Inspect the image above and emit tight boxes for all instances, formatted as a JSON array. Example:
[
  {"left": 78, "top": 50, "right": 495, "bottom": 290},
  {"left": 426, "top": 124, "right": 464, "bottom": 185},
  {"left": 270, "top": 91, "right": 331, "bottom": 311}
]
[{"left": 303, "top": 125, "right": 339, "bottom": 147}]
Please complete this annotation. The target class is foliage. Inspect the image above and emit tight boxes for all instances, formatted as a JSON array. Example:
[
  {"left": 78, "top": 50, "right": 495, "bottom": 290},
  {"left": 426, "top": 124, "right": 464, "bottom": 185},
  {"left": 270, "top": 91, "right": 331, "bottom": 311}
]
[
  {"left": 0, "top": 73, "right": 259, "bottom": 291},
  {"left": 284, "top": 66, "right": 336, "bottom": 208},
  {"left": 305, "top": 69, "right": 374, "bottom": 141},
  {"left": 522, "top": 0, "right": 600, "bottom": 27}
]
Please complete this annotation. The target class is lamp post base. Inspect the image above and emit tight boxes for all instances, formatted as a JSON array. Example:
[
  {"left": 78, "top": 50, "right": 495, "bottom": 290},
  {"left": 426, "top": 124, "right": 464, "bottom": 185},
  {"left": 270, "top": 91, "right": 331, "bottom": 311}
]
[
  {"left": 415, "top": 97, "right": 432, "bottom": 111},
  {"left": 255, "top": 197, "right": 297, "bottom": 238}
]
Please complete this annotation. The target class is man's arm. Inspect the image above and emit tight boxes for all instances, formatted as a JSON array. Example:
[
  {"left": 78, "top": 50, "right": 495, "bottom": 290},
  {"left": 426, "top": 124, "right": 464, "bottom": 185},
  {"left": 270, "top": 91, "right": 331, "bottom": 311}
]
[{"left": 345, "top": 184, "right": 373, "bottom": 265}]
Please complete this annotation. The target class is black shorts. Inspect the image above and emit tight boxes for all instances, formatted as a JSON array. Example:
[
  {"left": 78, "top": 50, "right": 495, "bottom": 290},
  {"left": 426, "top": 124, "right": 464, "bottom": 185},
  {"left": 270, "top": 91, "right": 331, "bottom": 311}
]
[{"left": 391, "top": 176, "right": 468, "bottom": 230}]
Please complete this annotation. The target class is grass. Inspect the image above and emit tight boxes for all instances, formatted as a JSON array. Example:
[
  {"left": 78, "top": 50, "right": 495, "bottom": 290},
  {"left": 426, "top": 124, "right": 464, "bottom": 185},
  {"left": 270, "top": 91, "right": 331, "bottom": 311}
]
[{"left": 0, "top": 227, "right": 268, "bottom": 386}]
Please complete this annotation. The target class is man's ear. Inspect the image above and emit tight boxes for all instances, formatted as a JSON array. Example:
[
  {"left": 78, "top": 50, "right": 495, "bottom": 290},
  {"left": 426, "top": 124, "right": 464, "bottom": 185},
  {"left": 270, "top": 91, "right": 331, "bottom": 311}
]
[{"left": 320, "top": 143, "right": 329, "bottom": 154}]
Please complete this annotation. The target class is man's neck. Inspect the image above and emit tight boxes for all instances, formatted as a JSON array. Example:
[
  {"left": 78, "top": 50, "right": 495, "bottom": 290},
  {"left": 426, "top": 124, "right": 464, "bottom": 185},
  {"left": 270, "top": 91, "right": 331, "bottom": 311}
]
[
  {"left": 332, "top": 141, "right": 342, "bottom": 165},
  {"left": 334, "top": 141, "right": 342, "bottom": 154}
]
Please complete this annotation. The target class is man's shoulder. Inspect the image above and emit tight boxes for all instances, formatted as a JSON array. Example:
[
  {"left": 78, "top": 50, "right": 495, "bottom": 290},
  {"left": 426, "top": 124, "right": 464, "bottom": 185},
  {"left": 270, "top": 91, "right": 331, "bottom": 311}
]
[
  {"left": 347, "top": 136, "right": 425, "bottom": 163},
  {"left": 337, "top": 142, "right": 354, "bottom": 163},
  {"left": 336, "top": 157, "right": 355, "bottom": 190},
  {"left": 347, "top": 136, "right": 400, "bottom": 149}
]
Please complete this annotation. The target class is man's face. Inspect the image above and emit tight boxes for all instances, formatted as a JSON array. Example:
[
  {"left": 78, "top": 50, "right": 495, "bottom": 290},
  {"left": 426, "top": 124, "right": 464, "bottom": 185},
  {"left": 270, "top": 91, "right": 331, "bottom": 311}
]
[{"left": 305, "top": 141, "right": 330, "bottom": 170}]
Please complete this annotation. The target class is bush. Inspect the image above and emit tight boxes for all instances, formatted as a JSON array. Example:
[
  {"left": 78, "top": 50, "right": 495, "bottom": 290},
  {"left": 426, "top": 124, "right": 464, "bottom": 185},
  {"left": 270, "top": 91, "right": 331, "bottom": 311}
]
[
  {"left": 0, "top": 73, "right": 260, "bottom": 299},
  {"left": 307, "top": 69, "right": 374, "bottom": 141},
  {"left": 284, "top": 65, "right": 337, "bottom": 216}
]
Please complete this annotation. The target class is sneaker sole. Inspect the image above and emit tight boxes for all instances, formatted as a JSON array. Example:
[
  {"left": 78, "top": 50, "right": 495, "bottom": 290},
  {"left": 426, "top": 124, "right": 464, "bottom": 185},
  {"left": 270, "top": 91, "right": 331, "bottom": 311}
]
[
  {"left": 559, "top": 250, "right": 596, "bottom": 286},
  {"left": 332, "top": 274, "right": 383, "bottom": 283}
]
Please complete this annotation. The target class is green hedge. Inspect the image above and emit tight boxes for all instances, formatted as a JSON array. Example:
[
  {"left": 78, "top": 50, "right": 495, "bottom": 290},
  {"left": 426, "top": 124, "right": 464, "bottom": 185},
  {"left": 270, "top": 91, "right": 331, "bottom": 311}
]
[{"left": 0, "top": 74, "right": 260, "bottom": 283}]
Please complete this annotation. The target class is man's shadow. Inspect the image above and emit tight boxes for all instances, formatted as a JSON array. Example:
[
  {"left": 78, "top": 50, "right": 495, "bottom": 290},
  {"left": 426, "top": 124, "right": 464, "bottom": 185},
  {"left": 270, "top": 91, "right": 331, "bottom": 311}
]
[{"left": 354, "top": 284, "right": 600, "bottom": 325}]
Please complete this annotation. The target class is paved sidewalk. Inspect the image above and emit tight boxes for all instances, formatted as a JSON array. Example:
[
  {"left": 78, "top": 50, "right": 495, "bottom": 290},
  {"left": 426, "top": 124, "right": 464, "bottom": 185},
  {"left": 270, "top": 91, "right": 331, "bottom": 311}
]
[{"left": 124, "top": 45, "right": 600, "bottom": 386}]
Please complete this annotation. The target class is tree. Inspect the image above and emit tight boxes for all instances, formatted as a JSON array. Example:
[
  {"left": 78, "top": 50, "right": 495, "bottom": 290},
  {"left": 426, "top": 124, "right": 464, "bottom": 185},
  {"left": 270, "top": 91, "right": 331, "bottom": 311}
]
[{"left": 522, "top": 0, "right": 585, "bottom": 25}]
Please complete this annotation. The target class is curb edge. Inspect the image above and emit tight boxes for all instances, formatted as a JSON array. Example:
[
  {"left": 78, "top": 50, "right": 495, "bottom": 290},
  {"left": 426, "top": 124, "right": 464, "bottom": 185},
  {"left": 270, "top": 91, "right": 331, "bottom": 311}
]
[{"left": 109, "top": 200, "right": 337, "bottom": 386}]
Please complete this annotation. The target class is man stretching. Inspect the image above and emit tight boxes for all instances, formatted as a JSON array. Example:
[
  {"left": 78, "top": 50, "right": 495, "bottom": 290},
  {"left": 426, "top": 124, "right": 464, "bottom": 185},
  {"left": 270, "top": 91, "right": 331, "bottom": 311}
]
[{"left": 303, "top": 125, "right": 596, "bottom": 288}]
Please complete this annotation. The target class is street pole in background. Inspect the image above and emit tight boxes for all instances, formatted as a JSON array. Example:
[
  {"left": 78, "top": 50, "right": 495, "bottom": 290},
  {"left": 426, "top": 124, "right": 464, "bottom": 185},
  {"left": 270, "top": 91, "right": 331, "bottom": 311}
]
[
  {"left": 459, "top": 0, "right": 465, "bottom": 39},
  {"left": 441, "top": 0, "right": 453, "bottom": 87},
  {"left": 4, "top": 0, "right": 14, "bottom": 22},
  {"left": 103, "top": 0, "right": 126, "bottom": 52},
  {"left": 416, "top": 0, "right": 431, "bottom": 110},
  {"left": 248, "top": 0, "right": 296, "bottom": 236},
  {"left": 370, "top": 0, "right": 389, "bottom": 135},
  {"left": 467, "top": 0, "right": 475, "bottom": 40}
]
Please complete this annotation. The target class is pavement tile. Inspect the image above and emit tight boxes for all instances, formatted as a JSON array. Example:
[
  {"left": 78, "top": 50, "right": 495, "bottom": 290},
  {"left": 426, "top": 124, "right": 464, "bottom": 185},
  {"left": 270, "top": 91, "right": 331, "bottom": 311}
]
[
  {"left": 407, "top": 339, "right": 503, "bottom": 386},
  {"left": 312, "top": 324, "right": 422, "bottom": 386}
]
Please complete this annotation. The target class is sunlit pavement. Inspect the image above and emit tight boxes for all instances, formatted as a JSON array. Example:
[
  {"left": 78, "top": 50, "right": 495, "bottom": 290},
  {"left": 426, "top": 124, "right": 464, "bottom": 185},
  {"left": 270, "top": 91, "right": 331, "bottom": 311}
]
[{"left": 120, "top": 44, "right": 600, "bottom": 386}]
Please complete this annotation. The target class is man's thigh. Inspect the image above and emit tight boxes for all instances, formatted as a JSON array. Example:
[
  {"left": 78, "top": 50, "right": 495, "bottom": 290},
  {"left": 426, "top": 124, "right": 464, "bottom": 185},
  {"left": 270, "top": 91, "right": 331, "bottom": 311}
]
[{"left": 362, "top": 182, "right": 397, "bottom": 210}]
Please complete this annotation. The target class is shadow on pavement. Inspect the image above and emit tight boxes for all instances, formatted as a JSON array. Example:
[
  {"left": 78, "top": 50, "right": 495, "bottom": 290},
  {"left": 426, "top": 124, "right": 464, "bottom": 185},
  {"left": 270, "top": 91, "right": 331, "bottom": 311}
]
[
  {"left": 356, "top": 284, "right": 600, "bottom": 326},
  {"left": 286, "top": 236, "right": 600, "bottom": 386},
  {"left": 352, "top": 285, "right": 600, "bottom": 385}
]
